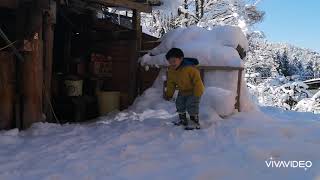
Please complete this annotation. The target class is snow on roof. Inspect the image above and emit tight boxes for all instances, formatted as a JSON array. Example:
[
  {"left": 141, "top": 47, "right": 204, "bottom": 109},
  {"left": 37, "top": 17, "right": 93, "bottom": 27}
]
[
  {"left": 304, "top": 78, "right": 320, "bottom": 84},
  {"left": 140, "top": 25, "right": 248, "bottom": 67},
  {"left": 152, "top": 0, "right": 183, "bottom": 16}
]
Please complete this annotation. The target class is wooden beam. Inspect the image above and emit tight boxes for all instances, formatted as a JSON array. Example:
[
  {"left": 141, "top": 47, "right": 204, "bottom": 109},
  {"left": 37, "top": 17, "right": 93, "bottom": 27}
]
[
  {"left": 43, "top": 1, "right": 56, "bottom": 123},
  {"left": 0, "top": 52, "right": 15, "bottom": 130},
  {"left": 89, "top": 0, "right": 152, "bottom": 13},
  {"left": 0, "top": 0, "right": 52, "bottom": 9},
  {"left": 22, "top": 38, "right": 43, "bottom": 129},
  {"left": 128, "top": 10, "right": 141, "bottom": 104},
  {"left": 15, "top": 2, "right": 28, "bottom": 130},
  {"left": 129, "top": 0, "right": 162, "bottom": 6},
  {"left": 236, "top": 69, "right": 243, "bottom": 112},
  {"left": 22, "top": 5, "right": 44, "bottom": 129},
  {"left": 158, "top": 65, "right": 244, "bottom": 71},
  {"left": 0, "top": 0, "right": 18, "bottom": 9}
]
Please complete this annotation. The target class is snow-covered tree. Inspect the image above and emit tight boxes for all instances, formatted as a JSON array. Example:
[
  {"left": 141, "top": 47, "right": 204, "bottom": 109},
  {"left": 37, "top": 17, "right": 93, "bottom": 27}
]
[
  {"left": 248, "top": 78, "right": 312, "bottom": 110},
  {"left": 142, "top": 0, "right": 265, "bottom": 37},
  {"left": 245, "top": 37, "right": 320, "bottom": 82}
]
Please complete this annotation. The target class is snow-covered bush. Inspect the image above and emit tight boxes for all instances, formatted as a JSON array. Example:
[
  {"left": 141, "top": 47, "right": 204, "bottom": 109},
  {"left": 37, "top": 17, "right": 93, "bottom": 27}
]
[
  {"left": 273, "top": 81, "right": 310, "bottom": 110},
  {"left": 294, "top": 90, "right": 320, "bottom": 114},
  {"left": 248, "top": 77, "right": 311, "bottom": 110}
]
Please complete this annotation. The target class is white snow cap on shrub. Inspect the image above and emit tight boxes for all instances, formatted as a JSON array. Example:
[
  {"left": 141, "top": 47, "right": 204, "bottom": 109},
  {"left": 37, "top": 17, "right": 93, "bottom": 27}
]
[{"left": 140, "top": 25, "right": 257, "bottom": 117}]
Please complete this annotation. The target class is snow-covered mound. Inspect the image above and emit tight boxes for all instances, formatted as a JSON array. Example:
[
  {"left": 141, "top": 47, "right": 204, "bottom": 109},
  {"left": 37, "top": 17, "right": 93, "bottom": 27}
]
[
  {"left": 294, "top": 90, "right": 320, "bottom": 113},
  {"left": 140, "top": 25, "right": 257, "bottom": 117}
]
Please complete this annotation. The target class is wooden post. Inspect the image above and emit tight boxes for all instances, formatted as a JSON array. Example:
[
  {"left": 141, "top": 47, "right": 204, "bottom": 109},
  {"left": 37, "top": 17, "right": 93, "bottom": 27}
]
[
  {"left": 236, "top": 69, "right": 242, "bottom": 112},
  {"left": 184, "top": 0, "right": 188, "bottom": 26},
  {"left": 43, "top": 2, "right": 56, "bottom": 122},
  {"left": 0, "top": 53, "right": 15, "bottom": 129},
  {"left": 128, "top": 10, "right": 141, "bottom": 104},
  {"left": 64, "top": 25, "right": 72, "bottom": 73},
  {"left": 200, "top": 69, "right": 205, "bottom": 84},
  {"left": 163, "top": 68, "right": 168, "bottom": 98},
  {"left": 15, "top": 2, "right": 29, "bottom": 130},
  {"left": 21, "top": 6, "right": 44, "bottom": 129}
]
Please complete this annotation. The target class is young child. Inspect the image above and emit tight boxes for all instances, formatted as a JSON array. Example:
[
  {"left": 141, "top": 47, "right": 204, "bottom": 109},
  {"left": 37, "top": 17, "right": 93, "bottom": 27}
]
[{"left": 164, "top": 48, "right": 205, "bottom": 130}]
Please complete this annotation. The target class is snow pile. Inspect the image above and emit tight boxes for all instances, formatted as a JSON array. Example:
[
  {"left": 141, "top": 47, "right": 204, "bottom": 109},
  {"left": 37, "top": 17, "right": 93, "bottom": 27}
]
[
  {"left": 200, "top": 87, "right": 236, "bottom": 117},
  {"left": 294, "top": 90, "right": 320, "bottom": 113},
  {"left": 140, "top": 25, "right": 256, "bottom": 117},
  {"left": 141, "top": 25, "right": 248, "bottom": 67}
]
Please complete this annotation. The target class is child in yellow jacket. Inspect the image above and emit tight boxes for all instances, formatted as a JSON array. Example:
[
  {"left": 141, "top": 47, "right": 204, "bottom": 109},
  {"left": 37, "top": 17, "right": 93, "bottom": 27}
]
[{"left": 164, "top": 48, "right": 205, "bottom": 130}]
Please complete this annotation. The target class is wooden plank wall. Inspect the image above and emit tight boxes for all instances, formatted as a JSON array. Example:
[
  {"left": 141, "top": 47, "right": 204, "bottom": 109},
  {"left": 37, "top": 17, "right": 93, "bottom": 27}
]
[
  {"left": 138, "top": 34, "right": 161, "bottom": 93},
  {"left": 0, "top": 52, "right": 15, "bottom": 129},
  {"left": 0, "top": 7, "right": 17, "bottom": 129},
  {"left": 21, "top": 3, "right": 44, "bottom": 129},
  {"left": 22, "top": 35, "right": 43, "bottom": 129},
  {"left": 91, "top": 39, "right": 134, "bottom": 109},
  {"left": 0, "top": 0, "right": 18, "bottom": 9},
  {"left": 92, "top": 19, "right": 160, "bottom": 99},
  {"left": 43, "top": 4, "right": 56, "bottom": 122},
  {"left": 91, "top": 20, "right": 137, "bottom": 109}
]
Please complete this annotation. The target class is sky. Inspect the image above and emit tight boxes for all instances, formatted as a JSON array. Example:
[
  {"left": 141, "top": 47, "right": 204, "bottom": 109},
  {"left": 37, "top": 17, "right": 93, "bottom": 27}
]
[{"left": 255, "top": 0, "right": 320, "bottom": 52}]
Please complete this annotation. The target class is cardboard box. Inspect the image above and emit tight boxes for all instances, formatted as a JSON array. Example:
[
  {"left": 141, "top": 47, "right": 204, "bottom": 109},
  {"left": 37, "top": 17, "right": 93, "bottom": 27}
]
[{"left": 90, "top": 61, "right": 112, "bottom": 77}]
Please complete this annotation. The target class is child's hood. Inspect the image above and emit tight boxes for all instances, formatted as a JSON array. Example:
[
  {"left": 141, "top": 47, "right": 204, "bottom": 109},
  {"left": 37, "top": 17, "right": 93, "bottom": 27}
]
[{"left": 180, "top": 57, "right": 199, "bottom": 67}]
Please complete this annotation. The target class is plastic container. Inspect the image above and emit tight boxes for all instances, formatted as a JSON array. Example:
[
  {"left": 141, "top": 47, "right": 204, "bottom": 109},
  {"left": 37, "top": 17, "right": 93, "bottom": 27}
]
[
  {"left": 64, "top": 78, "right": 83, "bottom": 97},
  {"left": 97, "top": 91, "right": 120, "bottom": 115}
]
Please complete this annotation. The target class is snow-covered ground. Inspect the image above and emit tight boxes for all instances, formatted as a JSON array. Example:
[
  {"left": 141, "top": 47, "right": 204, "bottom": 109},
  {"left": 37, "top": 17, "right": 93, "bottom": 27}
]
[{"left": 1, "top": 106, "right": 320, "bottom": 180}]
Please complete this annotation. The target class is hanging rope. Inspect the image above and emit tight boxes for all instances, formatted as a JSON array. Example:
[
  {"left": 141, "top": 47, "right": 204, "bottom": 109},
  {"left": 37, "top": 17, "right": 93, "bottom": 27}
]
[
  {"left": 42, "top": 80, "right": 61, "bottom": 124},
  {"left": 0, "top": 40, "right": 17, "bottom": 51},
  {"left": 46, "top": 92, "right": 61, "bottom": 124},
  {"left": 0, "top": 28, "right": 24, "bottom": 62}
]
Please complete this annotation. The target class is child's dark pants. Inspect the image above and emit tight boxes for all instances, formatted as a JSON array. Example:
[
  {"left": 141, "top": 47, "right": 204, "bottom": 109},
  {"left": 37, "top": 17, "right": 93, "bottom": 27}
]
[{"left": 175, "top": 94, "right": 200, "bottom": 115}]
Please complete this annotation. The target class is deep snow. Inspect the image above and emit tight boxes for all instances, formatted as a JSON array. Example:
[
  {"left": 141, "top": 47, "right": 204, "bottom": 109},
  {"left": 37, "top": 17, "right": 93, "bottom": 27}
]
[{"left": 0, "top": 107, "right": 320, "bottom": 180}]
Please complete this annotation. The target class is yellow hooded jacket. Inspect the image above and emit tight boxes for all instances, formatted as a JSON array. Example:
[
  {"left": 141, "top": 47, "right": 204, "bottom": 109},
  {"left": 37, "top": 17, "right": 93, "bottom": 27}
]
[{"left": 166, "top": 58, "right": 205, "bottom": 98}]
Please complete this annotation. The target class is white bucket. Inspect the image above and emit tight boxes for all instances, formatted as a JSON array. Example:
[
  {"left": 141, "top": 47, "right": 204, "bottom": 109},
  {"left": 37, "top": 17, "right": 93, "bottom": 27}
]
[
  {"left": 97, "top": 91, "right": 120, "bottom": 115},
  {"left": 64, "top": 80, "right": 83, "bottom": 96}
]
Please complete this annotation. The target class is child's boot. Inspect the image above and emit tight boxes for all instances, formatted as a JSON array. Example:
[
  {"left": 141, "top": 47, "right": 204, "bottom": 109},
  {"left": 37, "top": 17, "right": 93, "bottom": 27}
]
[
  {"left": 185, "top": 114, "right": 200, "bottom": 130},
  {"left": 173, "top": 113, "right": 188, "bottom": 126}
]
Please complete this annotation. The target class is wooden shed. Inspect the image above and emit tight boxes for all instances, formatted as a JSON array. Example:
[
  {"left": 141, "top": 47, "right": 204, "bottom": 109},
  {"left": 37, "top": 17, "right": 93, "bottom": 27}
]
[{"left": 0, "top": 0, "right": 161, "bottom": 130}]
